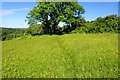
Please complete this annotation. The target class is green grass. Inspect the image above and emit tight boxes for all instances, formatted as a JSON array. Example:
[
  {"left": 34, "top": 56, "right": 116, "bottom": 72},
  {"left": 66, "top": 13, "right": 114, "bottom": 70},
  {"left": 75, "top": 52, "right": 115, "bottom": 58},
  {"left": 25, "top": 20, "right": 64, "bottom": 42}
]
[{"left": 2, "top": 33, "right": 118, "bottom": 78}]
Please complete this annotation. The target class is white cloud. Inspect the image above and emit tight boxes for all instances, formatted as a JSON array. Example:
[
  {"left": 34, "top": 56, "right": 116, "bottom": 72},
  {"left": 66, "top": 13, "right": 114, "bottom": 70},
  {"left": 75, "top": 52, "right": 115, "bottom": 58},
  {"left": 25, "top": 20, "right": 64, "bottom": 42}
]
[
  {"left": 10, "top": 8, "right": 30, "bottom": 11},
  {"left": 0, "top": 8, "right": 30, "bottom": 16},
  {"left": 0, "top": 10, "right": 14, "bottom": 15},
  {"left": 58, "top": 22, "right": 67, "bottom": 27}
]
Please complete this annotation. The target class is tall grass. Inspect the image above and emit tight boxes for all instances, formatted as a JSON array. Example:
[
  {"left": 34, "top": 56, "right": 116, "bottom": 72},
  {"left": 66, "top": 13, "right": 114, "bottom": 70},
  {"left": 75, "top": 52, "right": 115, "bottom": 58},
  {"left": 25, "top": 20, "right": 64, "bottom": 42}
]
[{"left": 2, "top": 33, "right": 118, "bottom": 78}]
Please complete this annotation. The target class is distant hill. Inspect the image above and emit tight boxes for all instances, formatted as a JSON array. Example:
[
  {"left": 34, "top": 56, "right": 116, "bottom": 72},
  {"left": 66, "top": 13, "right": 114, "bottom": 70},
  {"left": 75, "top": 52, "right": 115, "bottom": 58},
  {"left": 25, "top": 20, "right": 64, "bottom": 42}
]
[
  {"left": 1, "top": 27, "right": 26, "bottom": 34},
  {"left": 1, "top": 27, "right": 26, "bottom": 41}
]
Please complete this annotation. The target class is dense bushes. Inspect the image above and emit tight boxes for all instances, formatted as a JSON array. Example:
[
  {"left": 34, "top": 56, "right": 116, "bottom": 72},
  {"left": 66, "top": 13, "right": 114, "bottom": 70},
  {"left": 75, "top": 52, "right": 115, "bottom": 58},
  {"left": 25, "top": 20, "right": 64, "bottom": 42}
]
[{"left": 71, "top": 15, "right": 119, "bottom": 33}]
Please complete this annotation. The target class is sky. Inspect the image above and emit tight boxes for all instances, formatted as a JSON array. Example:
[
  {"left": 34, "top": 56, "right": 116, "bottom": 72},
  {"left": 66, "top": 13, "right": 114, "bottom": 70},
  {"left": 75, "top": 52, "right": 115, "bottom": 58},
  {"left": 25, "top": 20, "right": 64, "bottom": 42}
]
[
  {"left": 1, "top": 0, "right": 120, "bottom": 2},
  {"left": 0, "top": 2, "right": 118, "bottom": 28},
  {"left": 79, "top": 2, "right": 118, "bottom": 21}
]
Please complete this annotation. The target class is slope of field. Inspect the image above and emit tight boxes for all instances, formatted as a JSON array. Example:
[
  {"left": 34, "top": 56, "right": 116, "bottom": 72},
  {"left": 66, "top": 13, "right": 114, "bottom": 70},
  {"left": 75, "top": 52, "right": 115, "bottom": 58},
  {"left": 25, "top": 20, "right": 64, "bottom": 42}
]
[{"left": 2, "top": 33, "right": 118, "bottom": 78}]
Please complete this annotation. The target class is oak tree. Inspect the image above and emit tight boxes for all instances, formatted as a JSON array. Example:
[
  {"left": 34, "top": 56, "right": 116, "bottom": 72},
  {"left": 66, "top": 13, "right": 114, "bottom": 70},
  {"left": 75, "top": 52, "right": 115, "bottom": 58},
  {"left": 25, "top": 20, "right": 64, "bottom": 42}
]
[{"left": 26, "top": 2, "right": 85, "bottom": 34}]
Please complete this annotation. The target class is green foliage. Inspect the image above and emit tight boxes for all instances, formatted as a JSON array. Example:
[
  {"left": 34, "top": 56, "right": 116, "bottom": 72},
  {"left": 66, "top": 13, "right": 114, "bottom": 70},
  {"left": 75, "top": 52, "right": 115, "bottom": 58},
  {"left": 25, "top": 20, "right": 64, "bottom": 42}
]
[
  {"left": 71, "top": 26, "right": 88, "bottom": 33},
  {"left": 2, "top": 14, "right": 119, "bottom": 41},
  {"left": 26, "top": 2, "right": 119, "bottom": 35},
  {"left": 2, "top": 33, "right": 118, "bottom": 78},
  {"left": 26, "top": 2, "right": 85, "bottom": 34},
  {"left": 72, "top": 14, "right": 119, "bottom": 33}
]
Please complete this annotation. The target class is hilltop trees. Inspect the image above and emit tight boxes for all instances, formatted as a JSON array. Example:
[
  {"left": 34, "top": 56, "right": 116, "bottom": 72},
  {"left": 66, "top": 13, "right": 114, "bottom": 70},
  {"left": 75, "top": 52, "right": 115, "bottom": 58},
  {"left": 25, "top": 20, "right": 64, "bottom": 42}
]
[{"left": 26, "top": 2, "right": 85, "bottom": 34}]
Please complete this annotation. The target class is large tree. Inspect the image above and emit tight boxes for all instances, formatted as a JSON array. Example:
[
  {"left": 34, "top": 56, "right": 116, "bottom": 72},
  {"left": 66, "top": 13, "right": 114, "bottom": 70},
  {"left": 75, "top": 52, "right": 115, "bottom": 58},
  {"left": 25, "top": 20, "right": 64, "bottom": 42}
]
[{"left": 26, "top": 2, "right": 85, "bottom": 34}]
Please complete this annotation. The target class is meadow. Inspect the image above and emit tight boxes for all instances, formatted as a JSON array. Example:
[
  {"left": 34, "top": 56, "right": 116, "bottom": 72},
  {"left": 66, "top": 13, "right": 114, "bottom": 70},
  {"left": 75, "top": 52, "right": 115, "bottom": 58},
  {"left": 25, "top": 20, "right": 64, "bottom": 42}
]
[{"left": 2, "top": 33, "right": 118, "bottom": 78}]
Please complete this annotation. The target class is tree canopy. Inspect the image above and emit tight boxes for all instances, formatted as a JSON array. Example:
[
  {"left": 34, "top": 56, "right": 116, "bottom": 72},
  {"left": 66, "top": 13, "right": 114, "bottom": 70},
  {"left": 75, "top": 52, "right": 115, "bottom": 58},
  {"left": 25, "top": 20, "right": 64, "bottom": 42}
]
[{"left": 26, "top": 2, "right": 85, "bottom": 34}]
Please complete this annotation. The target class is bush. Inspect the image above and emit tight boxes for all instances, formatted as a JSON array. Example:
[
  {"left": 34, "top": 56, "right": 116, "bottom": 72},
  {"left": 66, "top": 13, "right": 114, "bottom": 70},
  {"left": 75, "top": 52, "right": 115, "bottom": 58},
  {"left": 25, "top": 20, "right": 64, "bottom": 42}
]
[{"left": 26, "top": 24, "right": 44, "bottom": 36}]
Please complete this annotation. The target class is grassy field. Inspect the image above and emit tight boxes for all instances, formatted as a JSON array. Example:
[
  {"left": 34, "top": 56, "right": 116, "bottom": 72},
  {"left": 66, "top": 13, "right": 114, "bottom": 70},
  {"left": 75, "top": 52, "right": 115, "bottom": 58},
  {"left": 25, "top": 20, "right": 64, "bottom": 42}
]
[{"left": 2, "top": 33, "right": 118, "bottom": 78}]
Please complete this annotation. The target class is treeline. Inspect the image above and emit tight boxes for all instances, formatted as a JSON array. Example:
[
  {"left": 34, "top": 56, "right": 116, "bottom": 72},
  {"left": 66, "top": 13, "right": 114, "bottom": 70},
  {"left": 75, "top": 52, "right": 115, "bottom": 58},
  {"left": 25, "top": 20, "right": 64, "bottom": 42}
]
[
  {"left": 26, "top": 14, "right": 120, "bottom": 35},
  {"left": 1, "top": 14, "right": 120, "bottom": 41},
  {"left": 2, "top": 28, "right": 26, "bottom": 41}
]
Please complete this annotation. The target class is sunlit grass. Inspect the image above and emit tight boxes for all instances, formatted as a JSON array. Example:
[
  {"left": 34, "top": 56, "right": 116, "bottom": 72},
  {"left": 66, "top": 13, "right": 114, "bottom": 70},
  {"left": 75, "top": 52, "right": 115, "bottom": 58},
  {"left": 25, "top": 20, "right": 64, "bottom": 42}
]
[{"left": 2, "top": 33, "right": 118, "bottom": 78}]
